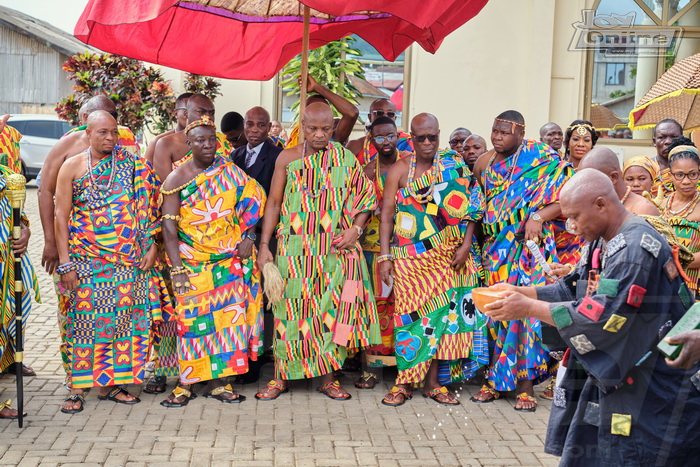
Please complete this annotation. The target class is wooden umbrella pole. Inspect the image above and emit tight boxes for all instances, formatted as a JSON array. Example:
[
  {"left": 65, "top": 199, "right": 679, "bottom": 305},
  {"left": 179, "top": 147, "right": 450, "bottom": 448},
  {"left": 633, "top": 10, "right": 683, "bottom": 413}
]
[{"left": 299, "top": 5, "right": 310, "bottom": 145}]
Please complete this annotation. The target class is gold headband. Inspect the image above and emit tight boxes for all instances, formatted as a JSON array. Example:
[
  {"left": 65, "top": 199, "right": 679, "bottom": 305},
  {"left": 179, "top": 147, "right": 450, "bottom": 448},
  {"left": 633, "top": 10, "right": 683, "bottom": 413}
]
[
  {"left": 185, "top": 116, "right": 216, "bottom": 134},
  {"left": 668, "top": 145, "right": 698, "bottom": 157},
  {"left": 494, "top": 118, "right": 525, "bottom": 131},
  {"left": 567, "top": 123, "right": 595, "bottom": 136}
]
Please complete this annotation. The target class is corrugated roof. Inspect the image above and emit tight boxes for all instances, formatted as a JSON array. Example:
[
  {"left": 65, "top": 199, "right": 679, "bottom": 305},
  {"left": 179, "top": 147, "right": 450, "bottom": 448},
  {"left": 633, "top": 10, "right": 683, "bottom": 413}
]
[{"left": 0, "top": 5, "right": 97, "bottom": 56}]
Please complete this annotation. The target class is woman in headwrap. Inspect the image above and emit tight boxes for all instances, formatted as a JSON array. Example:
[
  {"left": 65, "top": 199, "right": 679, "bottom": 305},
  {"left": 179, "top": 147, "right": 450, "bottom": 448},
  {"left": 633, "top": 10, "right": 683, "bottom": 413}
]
[{"left": 623, "top": 156, "right": 659, "bottom": 197}]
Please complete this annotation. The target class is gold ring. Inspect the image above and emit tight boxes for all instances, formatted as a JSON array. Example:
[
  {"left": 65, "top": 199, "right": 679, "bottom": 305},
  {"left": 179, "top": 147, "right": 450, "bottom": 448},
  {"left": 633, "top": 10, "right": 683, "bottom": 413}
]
[
  {"left": 184, "top": 282, "right": 191, "bottom": 287},
  {"left": 533, "top": 236, "right": 539, "bottom": 244},
  {"left": 174, "top": 282, "right": 182, "bottom": 287}
]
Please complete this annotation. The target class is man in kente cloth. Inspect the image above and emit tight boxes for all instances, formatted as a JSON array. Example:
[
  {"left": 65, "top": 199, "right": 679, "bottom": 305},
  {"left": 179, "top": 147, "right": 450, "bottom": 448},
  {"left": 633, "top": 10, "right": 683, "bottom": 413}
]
[
  {"left": 153, "top": 93, "right": 232, "bottom": 182},
  {"left": 378, "top": 113, "right": 489, "bottom": 407},
  {"left": 255, "top": 102, "right": 380, "bottom": 401},
  {"left": 651, "top": 118, "right": 684, "bottom": 199},
  {"left": 484, "top": 169, "right": 700, "bottom": 466},
  {"left": 472, "top": 110, "right": 574, "bottom": 411},
  {"left": 353, "top": 116, "right": 412, "bottom": 390},
  {"left": 55, "top": 111, "right": 170, "bottom": 414},
  {"left": 346, "top": 98, "right": 414, "bottom": 165},
  {"left": 39, "top": 96, "right": 142, "bottom": 384},
  {"left": 159, "top": 117, "right": 265, "bottom": 407}
]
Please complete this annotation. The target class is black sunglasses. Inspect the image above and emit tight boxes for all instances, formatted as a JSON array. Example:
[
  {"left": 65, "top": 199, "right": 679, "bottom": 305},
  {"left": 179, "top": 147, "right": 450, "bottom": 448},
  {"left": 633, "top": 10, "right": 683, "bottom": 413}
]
[
  {"left": 371, "top": 110, "right": 396, "bottom": 119},
  {"left": 413, "top": 134, "right": 439, "bottom": 143}
]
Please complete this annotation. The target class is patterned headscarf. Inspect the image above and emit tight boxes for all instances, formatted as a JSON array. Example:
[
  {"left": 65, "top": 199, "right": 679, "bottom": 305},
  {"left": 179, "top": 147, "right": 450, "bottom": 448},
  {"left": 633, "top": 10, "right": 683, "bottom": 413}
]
[
  {"left": 185, "top": 116, "right": 216, "bottom": 134},
  {"left": 623, "top": 156, "right": 659, "bottom": 180}
]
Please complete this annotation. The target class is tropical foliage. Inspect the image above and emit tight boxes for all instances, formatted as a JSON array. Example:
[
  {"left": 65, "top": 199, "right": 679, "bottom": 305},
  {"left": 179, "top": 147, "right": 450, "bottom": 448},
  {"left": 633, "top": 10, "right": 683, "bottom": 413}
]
[{"left": 280, "top": 37, "right": 365, "bottom": 122}]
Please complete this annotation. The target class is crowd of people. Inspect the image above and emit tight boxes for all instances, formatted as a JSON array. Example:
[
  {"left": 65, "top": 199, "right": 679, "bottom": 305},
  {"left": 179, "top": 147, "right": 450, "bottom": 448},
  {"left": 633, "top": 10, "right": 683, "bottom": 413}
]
[{"left": 1, "top": 75, "right": 700, "bottom": 464}]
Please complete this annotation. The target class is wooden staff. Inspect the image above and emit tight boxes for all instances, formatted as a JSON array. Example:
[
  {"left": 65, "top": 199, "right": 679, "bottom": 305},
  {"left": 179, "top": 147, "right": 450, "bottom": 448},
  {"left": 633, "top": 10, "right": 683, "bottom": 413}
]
[{"left": 6, "top": 173, "right": 26, "bottom": 427}]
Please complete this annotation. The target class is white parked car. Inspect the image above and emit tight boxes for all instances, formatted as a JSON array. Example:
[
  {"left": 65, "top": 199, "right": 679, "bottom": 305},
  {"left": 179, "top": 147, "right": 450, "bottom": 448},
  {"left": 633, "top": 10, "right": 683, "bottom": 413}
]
[{"left": 6, "top": 114, "right": 73, "bottom": 181}]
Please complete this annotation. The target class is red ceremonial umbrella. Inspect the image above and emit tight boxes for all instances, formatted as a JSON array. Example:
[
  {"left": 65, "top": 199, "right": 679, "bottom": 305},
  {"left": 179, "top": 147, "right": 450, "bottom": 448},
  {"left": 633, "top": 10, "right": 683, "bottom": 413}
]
[
  {"left": 74, "top": 0, "right": 489, "bottom": 81},
  {"left": 391, "top": 86, "right": 404, "bottom": 112}
]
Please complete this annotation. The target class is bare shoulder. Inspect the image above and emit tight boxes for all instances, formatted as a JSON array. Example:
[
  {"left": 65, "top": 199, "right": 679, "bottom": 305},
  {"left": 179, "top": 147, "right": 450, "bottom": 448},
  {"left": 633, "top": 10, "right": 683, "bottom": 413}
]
[
  {"left": 58, "top": 152, "right": 87, "bottom": 181},
  {"left": 346, "top": 137, "right": 364, "bottom": 155},
  {"left": 630, "top": 194, "right": 661, "bottom": 216},
  {"left": 276, "top": 146, "right": 303, "bottom": 169},
  {"left": 161, "top": 164, "right": 191, "bottom": 192}
]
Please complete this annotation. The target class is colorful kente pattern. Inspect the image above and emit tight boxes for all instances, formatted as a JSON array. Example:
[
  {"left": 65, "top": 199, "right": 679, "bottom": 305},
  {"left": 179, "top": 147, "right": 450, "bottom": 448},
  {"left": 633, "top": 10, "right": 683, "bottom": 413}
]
[
  {"left": 551, "top": 220, "right": 584, "bottom": 267},
  {"left": 360, "top": 149, "right": 411, "bottom": 367},
  {"left": 356, "top": 131, "right": 414, "bottom": 166},
  {"left": 173, "top": 132, "right": 232, "bottom": 168},
  {"left": 0, "top": 125, "right": 22, "bottom": 174},
  {"left": 274, "top": 142, "right": 380, "bottom": 380},
  {"left": 391, "top": 151, "right": 489, "bottom": 384},
  {"left": 664, "top": 215, "right": 700, "bottom": 299},
  {"left": 152, "top": 264, "right": 179, "bottom": 377},
  {"left": 63, "top": 148, "right": 171, "bottom": 388},
  {"left": 65, "top": 125, "right": 141, "bottom": 155},
  {"left": 0, "top": 166, "right": 41, "bottom": 372},
  {"left": 482, "top": 139, "right": 573, "bottom": 392},
  {"left": 171, "top": 156, "right": 265, "bottom": 383}
]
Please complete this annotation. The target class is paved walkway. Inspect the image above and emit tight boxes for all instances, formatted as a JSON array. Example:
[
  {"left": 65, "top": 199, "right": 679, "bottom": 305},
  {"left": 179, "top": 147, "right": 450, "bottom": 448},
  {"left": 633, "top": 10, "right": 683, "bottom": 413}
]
[{"left": 0, "top": 187, "right": 560, "bottom": 466}]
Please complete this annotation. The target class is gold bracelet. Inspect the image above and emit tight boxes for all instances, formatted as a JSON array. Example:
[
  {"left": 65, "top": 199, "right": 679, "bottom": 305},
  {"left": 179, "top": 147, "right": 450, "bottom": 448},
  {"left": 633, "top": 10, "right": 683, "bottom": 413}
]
[
  {"left": 352, "top": 225, "right": 363, "bottom": 236},
  {"left": 163, "top": 214, "right": 181, "bottom": 221}
]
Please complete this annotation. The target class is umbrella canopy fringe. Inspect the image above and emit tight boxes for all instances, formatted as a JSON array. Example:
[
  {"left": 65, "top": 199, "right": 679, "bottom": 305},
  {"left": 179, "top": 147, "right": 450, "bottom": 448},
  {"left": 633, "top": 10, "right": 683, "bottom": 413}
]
[{"left": 629, "top": 87, "right": 700, "bottom": 130}]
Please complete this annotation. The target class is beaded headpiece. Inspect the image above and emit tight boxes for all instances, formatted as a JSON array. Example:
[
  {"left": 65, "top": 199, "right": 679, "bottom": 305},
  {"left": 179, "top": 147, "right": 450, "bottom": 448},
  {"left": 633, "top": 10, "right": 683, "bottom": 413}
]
[
  {"left": 494, "top": 117, "right": 525, "bottom": 132},
  {"left": 668, "top": 145, "right": 698, "bottom": 157},
  {"left": 566, "top": 123, "right": 595, "bottom": 136},
  {"left": 185, "top": 116, "right": 216, "bottom": 134}
]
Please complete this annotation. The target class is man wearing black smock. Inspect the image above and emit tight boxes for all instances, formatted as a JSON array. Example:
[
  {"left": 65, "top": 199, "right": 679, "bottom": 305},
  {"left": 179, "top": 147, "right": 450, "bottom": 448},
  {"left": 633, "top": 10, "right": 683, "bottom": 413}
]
[{"left": 484, "top": 169, "right": 700, "bottom": 466}]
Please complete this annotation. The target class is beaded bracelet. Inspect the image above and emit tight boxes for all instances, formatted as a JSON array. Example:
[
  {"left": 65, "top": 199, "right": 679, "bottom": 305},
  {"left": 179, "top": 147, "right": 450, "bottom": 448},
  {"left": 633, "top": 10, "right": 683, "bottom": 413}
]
[
  {"left": 56, "top": 262, "right": 76, "bottom": 275},
  {"left": 170, "top": 265, "right": 188, "bottom": 276},
  {"left": 376, "top": 254, "right": 394, "bottom": 264},
  {"left": 163, "top": 214, "right": 181, "bottom": 221}
]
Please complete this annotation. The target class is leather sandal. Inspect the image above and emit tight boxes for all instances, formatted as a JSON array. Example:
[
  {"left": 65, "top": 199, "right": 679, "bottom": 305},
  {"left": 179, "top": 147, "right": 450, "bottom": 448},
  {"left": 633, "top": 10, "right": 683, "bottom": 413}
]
[
  {"left": 316, "top": 380, "right": 351, "bottom": 400},
  {"left": 381, "top": 386, "right": 412, "bottom": 407},
  {"left": 160, "top": 386, "right": 196, "bottom": 408},
  {"left": 202, "top": 384, "right": 246, "bottom": 403},
  {"left": 423, "top": 386, "right": 460, "bottom": 406},
  {"left": 97, "top": 387, "right": 140, "bottom": 405},
  {"left": 255, "top": 380, "right": 288, "bottom": 401},
  {"left": 354, "top": 371, "right": 379, "bottom": 389},
  {"left": 470, "top": 384, "right": 500, "bottom": 403},
  {"left": 515, "top": 392, "right": 538, "bottom": 412}
]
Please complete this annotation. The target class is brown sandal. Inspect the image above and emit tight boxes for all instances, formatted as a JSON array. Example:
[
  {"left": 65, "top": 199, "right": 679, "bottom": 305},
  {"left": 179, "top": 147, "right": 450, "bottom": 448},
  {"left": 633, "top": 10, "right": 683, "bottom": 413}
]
[
  {"left": 381, "top": 386, "right": 412, "bottom": 407},
  {"left": 423, "top": 386, "right": 460, "bottom": 406},
  {"left": 254, "top": 380, "right": 288, "bottom": 401},
  {"left": 354, "top": 371, "right": 379, "bottom": 389},
  {"left": 515, "top": 392, "right": 537, "bottom": 412},
  {"left": 470, "top": 385, "right": 500, "bottom": 403},
  {"left": 316, "top": 380, "right": 351, "bottom": 400}
]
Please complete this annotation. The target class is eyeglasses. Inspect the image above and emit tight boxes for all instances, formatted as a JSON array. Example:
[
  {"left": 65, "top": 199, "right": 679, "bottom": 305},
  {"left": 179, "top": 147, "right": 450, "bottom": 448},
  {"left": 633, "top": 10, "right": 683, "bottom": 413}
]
[
  {"left": 565, "top": 218, "right": 578, "bottom": 235},
  {"left": 372, "top": 133, "right": 398, "bottom": 144},
  {"left": 449, "top": 138, "right": 467, "bottom": 146},
  {"left": 175, "top": 107, "right": 186, "bottom": 111},
  {"left": 371, "top": 110, "right": 396, "bottom": 119},
  {"left": 228, "top": 133, "right": 243, "bottom": 142},
  {"left": 671, "top": 171, "right": 700, "bottom": 181},
  {"left": 412, "top": 134, "right": 439, "bottom": 143}
]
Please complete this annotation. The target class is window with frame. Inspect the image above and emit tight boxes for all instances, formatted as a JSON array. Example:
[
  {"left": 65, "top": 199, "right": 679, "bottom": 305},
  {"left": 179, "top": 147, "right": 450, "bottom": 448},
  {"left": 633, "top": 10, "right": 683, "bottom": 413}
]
[{"left": 584, "top": 0, "right": 700, "bottom": 138}]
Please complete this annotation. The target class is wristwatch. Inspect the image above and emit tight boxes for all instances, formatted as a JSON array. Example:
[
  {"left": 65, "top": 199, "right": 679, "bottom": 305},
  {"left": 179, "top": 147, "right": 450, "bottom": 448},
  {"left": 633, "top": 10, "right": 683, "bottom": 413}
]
[
  {"left": 531, "top": 213, "right": 544, "bottom": 224},
  {"left": 243, "top": 231, "right": 257, "bottom": 241}
]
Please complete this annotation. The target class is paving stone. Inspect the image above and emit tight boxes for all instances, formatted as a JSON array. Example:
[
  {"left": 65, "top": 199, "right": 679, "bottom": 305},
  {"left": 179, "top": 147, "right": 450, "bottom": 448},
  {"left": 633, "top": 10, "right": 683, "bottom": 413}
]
[{"left": 0, "top": 189, "right": 561, "bottom": 466}]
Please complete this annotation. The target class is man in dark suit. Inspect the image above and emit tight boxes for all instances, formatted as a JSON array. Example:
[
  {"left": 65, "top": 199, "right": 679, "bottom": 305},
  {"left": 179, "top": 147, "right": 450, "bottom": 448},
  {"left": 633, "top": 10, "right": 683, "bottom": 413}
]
[
  {"left": 232, "top": 107, "right": 282, "bottom": 194},
  {"left": 231, "top": 106, "right": 282, "bottom": 383}
]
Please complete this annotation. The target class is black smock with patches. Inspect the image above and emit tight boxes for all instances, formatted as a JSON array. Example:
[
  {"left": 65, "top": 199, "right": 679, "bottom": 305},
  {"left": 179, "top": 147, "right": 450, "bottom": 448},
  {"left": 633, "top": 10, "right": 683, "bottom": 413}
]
[{"left": 536, "top": 216, "right": 700, "bottom": 466}]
